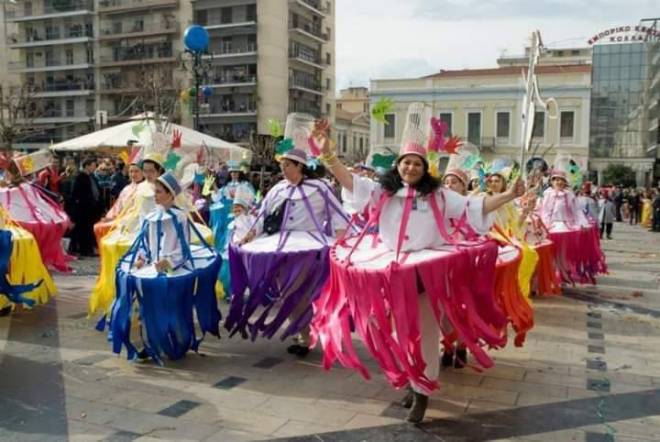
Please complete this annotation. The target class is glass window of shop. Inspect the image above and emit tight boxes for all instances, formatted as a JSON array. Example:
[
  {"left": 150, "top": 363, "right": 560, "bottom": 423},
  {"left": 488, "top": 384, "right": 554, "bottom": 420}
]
[{"left": 590, "top": 42, "right": 659, "bottom": 159}]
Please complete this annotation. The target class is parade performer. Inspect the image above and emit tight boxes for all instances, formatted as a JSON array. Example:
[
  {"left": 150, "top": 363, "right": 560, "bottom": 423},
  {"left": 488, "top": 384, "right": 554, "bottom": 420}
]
[
  {"left": 226, "top": 112, "right": 350, "bottom": 357},
  {"left": 90, "top": 129, "right": 214, "bottom": 321},
  {"left": 0, "top": 151, "right": 72, "bottom": 272},
  {"left": 483, "top": 159, "right": 537, "bottom": 347},
  {"left": 107, "top": 172, "right": 222, "bottom": 363},
  {"left": 0, "top": 206, "right": 56, "bottom": 313},
  {"left": 311, "top": 103, "right": 524, "bottom": 423},
  {"left": 539, "top": 156, "right": 606, "bottom": 285},
  {"left": 209, "top": 160, "right": 255, "bottom": 293},
  {"left": 216, "top": 185, "right": 256, "bottom": 298},
  {"left": 576, "top": 182, "right": 599, "bottom": 223},
  {"left": 96, "top": 150, "right": 144, "bottom": 229}
]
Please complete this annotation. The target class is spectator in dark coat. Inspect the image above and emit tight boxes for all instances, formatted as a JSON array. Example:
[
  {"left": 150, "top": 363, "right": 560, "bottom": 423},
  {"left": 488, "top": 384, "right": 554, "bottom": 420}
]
[{"left": 70, "top": 158, "right": 103, "bottom": 256}]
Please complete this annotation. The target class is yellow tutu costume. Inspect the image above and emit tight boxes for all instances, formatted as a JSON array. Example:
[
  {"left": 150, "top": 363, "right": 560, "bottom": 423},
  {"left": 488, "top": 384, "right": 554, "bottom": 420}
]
[{"left": 0, "top": 207, "right": 56, "bottom": 309}]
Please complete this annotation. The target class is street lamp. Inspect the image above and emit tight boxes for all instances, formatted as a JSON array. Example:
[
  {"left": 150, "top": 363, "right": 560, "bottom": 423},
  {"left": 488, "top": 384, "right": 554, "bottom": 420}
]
[{"left": 180, "top": 25, "right": 212, "bottom": 131}]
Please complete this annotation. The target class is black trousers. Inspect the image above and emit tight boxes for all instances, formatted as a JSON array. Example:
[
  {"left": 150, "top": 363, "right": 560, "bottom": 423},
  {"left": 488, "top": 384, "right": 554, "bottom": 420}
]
[{"left": 600, "top": 222, "right": 613, "bottom": 238}]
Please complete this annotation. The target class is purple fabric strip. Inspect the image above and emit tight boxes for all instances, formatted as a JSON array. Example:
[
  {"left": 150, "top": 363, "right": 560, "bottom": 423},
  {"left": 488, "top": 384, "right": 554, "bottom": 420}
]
[{"left": 225, "top": 244, "right": 331, "bottom": 340}]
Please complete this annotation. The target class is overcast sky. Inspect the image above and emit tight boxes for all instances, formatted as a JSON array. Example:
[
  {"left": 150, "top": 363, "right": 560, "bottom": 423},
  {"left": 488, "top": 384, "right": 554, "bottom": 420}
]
[{"left": 335, "top": 0, "right": 659, "bottom": 90}]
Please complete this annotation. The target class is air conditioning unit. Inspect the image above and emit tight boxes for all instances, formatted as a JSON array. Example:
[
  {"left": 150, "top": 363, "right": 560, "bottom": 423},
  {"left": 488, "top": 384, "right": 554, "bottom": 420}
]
[{"left": 200, "top": 103, "right": 211, "bottom": 114}]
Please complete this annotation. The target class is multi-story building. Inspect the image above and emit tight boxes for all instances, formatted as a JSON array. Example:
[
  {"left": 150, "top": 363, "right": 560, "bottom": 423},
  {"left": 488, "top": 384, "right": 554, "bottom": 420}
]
[
  {"left": 2, "top": 0, "right": 335, "bottom": 151},
  {"left": 96, "top": 0, "right": 190, "bottom": 125},
  {"left": 4, "top": 0, "right": 97, "bottom": 147},
  {"left": 370, "top": 62, "right": 593, "bottom": 172},
  {"left": 335, "top": 87, "right": 370, "bottom": 163},
  {"left": 193, "top": 0, "right": 336, "bottom": 144},
  {"left": 589, "top": 20, "right": 660, "bottom": 186}
]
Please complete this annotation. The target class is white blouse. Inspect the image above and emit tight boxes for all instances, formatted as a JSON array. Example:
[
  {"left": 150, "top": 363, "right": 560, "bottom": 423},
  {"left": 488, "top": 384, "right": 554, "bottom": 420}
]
[
  {"left": 349, "top": 175, "right": 493, "bottom": 253},
  {"left": 139, "top": 206, "right": 191, "bottom": 269},
  {"left": 253, "top": 178, "right": 348, "bottom": 236},
  {"left": 540, "top": 188, "right": 589, "bottom": 228}
]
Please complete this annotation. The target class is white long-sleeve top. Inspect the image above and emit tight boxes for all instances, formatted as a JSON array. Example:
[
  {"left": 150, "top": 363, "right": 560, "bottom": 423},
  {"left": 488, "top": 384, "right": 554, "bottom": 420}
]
[
  {"left": 253, "top": 178, "right": 349, "bottom": 237},
  {"left": 138, "top": 206, "right": 191, "bottom": 269},
  {"left": 540, "top": 187, "right": 589, "bottom": 228},
  {"left": 576, "top": 195, "right": 599, "bottom": 223},
  {"left": 348, "top": 175, "right": 493, "bottom": 253}
]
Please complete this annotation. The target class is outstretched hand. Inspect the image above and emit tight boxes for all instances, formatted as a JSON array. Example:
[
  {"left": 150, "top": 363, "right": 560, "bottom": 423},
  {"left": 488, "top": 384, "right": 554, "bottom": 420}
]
[
  {"left": 508, "top": 177, "right": 525, "bottom": 199},
  {"left": 312, "top": 119, "right": 333, "bottom": 156}
]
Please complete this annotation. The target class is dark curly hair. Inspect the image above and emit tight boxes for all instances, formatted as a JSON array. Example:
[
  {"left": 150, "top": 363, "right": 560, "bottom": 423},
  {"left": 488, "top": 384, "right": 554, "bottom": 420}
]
[
  {"left": 288, "top": 160, "right": 327, "bottom": 181},
  {"left": 229, "top": 170, "right": 249, "bottom": 183},
  {"left": 380, "top": 158, "right": 440, "bottom": 196}
]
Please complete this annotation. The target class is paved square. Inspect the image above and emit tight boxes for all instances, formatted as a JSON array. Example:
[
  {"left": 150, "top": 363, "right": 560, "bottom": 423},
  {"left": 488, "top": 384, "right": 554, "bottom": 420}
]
[{"left": 1, "top": 223, "right": 659, "bottom": 441}]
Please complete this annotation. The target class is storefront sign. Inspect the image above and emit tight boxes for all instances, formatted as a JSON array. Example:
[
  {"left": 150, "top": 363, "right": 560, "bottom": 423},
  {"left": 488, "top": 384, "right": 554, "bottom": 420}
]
[{"left": 588, "top": 25, "right": 659, "bottom": 45}]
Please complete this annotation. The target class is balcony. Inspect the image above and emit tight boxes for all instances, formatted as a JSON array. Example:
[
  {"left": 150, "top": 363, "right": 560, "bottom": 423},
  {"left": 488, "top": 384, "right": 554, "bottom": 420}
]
[
  {"left": 98, "top": 45, "right": 175, "bottom": 67},
  {"left": 32, "top": 80, "right": 95, "bottom": 98},
  {"left": 292, "top": 0, "right": 328, "bottom": 17},
  {"left": 99, "top": 22, "right": 178, "bottom": 41},
  {"left": 204, "top": 20, "right": 257, "bottom": 31},
  {"left": 99, "top": 0, "right": 178, "bottom": 14},
  {"left": 8, "top": 58, "right": 93, "bottom": 73},
  {"left": 200, "top": 102, "right": 257, "bottom": 119},
  {"left": 5, "top": 1, "right": 94, "bottom": 22},
  {"left": 8, "top": 28, "right": 94, "bottom": 48},
  {"left": 289, "top": 22, "right": 328, "bottom": 44},
  {"left": 289, "top": 45, "right": 324, "bottom": 69},
  {"left": 289, "top": 75, "right": 324, "bottom": 95},
  {"left": 206, "top": 43, "right": 258, "bottom": 59},
  {"left": 101, "top": 81, "right": 176, "bottom": 95},
  {"left": 208, "top": 75, "right": 257, "bottom": 89},
  {"left": 26, "top": 109, "right": 91, "bottom": 124}
]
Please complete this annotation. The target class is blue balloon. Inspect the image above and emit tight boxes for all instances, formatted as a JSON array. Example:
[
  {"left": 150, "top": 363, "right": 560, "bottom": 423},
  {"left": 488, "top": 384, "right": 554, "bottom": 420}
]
[
  {"left": 183, "top": 25, "right": 209, "bottom": 53},
  {"left": 202, "top": 86, "right": 213, "bottom": 97}
]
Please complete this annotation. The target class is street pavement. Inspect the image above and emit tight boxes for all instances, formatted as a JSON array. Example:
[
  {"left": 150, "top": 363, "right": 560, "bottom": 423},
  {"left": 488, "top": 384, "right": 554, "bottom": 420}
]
[{"left": 0, "top": 222, "right": 659, "bottom": 441}]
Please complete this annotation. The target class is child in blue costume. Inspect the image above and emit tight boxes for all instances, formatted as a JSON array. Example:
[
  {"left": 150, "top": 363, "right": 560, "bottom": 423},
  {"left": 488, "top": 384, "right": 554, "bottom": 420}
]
[{"left": 108, "top": 172, "right": 222, "bottom": 364}]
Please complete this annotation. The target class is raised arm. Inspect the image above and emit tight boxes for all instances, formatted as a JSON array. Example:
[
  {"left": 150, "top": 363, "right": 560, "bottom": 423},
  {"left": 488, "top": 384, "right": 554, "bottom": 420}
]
[
  {"left": 313, "top": 119, "right": 354, "bottom": 192},
  {"left": 482, "top": 177, "right": 525, "bottom": 215}
]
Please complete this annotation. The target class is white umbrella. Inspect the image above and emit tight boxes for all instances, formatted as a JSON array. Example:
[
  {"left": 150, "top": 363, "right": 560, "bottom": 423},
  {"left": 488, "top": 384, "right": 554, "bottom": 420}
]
[{"left": 49, "top": 113, "right": 248, "bottom": 161}]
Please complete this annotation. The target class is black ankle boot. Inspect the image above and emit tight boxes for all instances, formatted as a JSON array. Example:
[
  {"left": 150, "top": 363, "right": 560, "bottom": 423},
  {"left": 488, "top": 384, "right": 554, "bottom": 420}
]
[
  {"left": 441, "top": 349, "right": 454, "bottom": 368},
  {"left": 406, "top": 392, "right": 428, "bottom": 423},
  {"left": 454, "top": 348, "right": 467, "bottom": 369},
  {"left": 400, "top": 387, "right": 414, "bottom": 409},
  {"left": 286, "top": 344, "right": 310, "bottom": 357}
]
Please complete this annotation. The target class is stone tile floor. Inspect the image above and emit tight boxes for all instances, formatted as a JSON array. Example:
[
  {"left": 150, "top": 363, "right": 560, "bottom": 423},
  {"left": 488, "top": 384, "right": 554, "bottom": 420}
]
[{"left": 0, "top": 222, "right": 659, "bottom": 441}]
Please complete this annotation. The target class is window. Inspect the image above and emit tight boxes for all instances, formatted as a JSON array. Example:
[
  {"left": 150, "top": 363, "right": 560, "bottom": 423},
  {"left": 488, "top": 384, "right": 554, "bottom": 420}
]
[
  {"left": 384, "top": 114, "right": 395, "bottom": 138},
  {"left": 560, "top": 111, "right": 575, "bottom": 139},
  {"left": 326, "top": 78, "right": 331, "bottom": 90},
  {"left": 337, "top": 103, "right": 342, "bottom": 109},
  {"left": 342, "top": 133, "right": 347, "bottom": 152},
  {"left": 195, "top": 10, "right": 208, "bottom": 25},
  {"left": 326, "top": 52, "right": 331, "bottom": 65},
  {"left": 439, "top": 112, "right": 452, "bottom": 136},
  {"left": 359, "top": 137, "right": 364, "bottom": 150},
  {"left": 66, "top": 100, "right": 75, "bottom": 117},
  {"left": 246, "top": 4, "right": 256, "bottom": 21},
  {"left": 496, "top": 112, "right": 510, "bottom": 139},
  {"left": 326, "top": 103, "right": 331, "bottom": 114},
  {"left": 26, "top": 53, "right": 34, "bottom": 68},
  {"left": 467, "top": 112, "right": 481, "bottom": 146},
  {"left": 221, "top": 7, "right": 232, "bottom": 24},
  {"left": 353, "top": 135, "right": 357, "bottom": 150},
  {"left": 363, "top": 102, "right": 368, "bottom": 112},
  {"left": 66, "top": 49, "right": 74, "bottom": 65},
  {"left": 532, "top": 111, "right": 545, "bottom": 138}
]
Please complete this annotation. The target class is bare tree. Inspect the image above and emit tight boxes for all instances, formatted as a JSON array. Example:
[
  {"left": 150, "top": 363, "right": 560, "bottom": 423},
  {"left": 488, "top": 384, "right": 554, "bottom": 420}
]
[{"left": 0, "top": 84, "right": 44, "bottom": 149}]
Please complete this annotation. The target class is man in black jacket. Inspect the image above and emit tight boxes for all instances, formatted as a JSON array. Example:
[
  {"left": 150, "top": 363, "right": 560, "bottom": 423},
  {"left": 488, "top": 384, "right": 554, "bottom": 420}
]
[{"left": 69, "top": 158, "right": 102, "bottom": 256}]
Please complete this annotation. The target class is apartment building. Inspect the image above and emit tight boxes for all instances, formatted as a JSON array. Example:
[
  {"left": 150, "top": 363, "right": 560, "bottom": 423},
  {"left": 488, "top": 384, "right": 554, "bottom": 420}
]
[
  {"left": 335, "top": 86, "right": 370, "bottom": 162},
  {"left": 3, "top": 0, "right": 335, "bottom": 150},
  {"left": 194, "top": 0, "right": 336, "bottom": 143}
]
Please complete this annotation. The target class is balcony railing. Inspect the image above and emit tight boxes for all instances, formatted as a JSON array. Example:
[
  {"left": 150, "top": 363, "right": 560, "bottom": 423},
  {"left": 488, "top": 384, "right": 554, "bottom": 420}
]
[
  {"left": 289, "top": 22, "right": 328, "bottom": 41},
  {"left": 204, "top": 102, "right": 257, "bottom": 115},
  {"left": 9, "top": 58, "right": 93, "bottom": 71},
  {"left": 208, "top": 43, "right": 258, "bottom": 57},
  {"left": 100, "top": 22, "right": 178, "bottom": 39},
  {"left": 290, "top": 75, "right": 322, "bottom": 92},
  {"left": 99, "top": 0, "right": 178, "bottom": 13},
  {"left": 6, "top": 1, "right": 94, "bottom": 20},
  {"left": 208, "top": 75, "right": 257, "bottom": 85},
  {"left": 296, "top": 0, "right": 329, "bottom": 15},
  {"left": 35, "top": 80, "right": 95, "bottom": 93},
  {"left": 99, "top": 45, "right": 174, "bottom": 64},
  {"left": 289, "top": 45, "right": 323, "bottom": 66},
  {"left": 9, "top": 28, "right": 94, "bottom": 45}
]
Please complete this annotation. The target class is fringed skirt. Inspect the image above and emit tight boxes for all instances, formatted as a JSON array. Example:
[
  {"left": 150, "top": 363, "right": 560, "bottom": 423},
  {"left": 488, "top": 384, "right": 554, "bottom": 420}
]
[{"left": 311, "top": 237, "right": 507, "bottom": 394}]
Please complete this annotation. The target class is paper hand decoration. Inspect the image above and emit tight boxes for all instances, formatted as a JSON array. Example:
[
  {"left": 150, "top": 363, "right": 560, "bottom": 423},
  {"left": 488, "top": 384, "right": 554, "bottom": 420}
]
[
  {"left": 171, "top": 129, "right": 182, "bottom": 149},
  {"left": 371, "top": 97, "right": 394, "bottom": 124}
]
